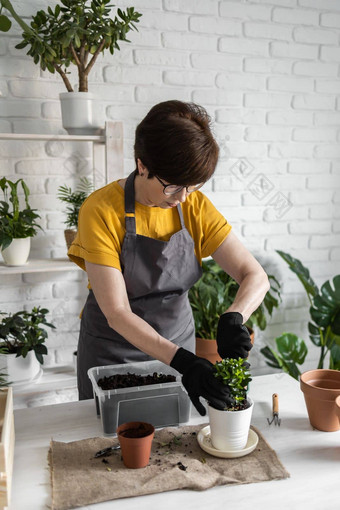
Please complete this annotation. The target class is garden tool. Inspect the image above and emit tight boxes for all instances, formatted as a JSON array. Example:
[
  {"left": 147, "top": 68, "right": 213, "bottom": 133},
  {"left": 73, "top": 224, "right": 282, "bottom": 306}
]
[
  {"left": 267, "top": 393, "right": 281, "bottom": 426},
  {"left": 94, "top": 444, "right": 120, "bottom": 458}
]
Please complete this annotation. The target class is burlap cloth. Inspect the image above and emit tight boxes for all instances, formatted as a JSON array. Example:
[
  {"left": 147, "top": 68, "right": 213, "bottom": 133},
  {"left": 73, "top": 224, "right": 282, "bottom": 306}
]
[{"left": 49, "top": 424, "right": 289, "bottom": 510}]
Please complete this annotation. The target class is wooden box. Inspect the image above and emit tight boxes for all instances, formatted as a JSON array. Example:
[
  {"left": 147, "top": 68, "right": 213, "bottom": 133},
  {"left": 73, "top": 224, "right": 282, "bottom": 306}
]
[{"left": 0, "top": 388, "right": 14, "bottom": 509}]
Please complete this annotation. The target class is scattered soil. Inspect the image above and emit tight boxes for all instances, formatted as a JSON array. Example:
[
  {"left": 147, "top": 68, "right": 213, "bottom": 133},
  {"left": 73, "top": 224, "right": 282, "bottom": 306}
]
[{"left": 97, "top": 371, "right": 176, "bottom": 391}]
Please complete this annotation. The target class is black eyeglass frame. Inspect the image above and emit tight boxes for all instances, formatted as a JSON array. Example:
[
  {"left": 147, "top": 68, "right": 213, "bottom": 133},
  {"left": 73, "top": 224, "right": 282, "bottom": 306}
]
[{"left": 154, "top": 175, "right": 204, "bottom": 196}]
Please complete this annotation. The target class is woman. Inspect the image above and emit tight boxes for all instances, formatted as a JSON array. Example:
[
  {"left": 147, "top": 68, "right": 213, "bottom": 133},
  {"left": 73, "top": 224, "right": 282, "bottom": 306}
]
[{"left": 68, "top": 100, "right": 269, "bottom": 415}]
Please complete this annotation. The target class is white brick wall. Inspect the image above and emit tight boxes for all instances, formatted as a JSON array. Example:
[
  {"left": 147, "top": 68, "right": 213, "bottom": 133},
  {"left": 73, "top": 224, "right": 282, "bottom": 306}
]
[{"left": 0, "top": 0, "right": 339, "bottom": 379}]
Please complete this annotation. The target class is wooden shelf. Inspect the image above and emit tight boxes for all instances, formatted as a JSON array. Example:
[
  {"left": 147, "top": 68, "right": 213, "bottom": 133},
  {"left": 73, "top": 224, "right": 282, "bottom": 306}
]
[{"left": 0, "top": 258, "right": 81, "bottom": 275}]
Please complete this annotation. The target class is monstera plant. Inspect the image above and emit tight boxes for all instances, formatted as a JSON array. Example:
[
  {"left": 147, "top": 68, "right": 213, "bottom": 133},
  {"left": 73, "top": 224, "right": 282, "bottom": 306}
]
[{"left": 261, "top": 251, "right": 340, "bottom": 380}]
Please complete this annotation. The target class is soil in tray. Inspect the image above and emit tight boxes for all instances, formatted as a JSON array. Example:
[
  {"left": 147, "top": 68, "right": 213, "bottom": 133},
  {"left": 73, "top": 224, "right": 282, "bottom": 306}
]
[{"left": 97, "top": 371, "right": 176, "bottom": 391}]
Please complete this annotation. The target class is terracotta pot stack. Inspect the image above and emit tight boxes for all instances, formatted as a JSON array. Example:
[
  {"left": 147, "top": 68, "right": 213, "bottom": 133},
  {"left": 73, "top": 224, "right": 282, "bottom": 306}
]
[{"left": 300, "top": 369, "right": 340, "bottom": 432}]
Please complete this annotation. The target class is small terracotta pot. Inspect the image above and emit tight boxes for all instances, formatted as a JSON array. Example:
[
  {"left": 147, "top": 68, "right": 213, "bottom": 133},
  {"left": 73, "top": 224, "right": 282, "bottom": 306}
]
[
  {"left": 195, "top": 337, "right": 222, "bottom": 364},
  {"left": 117, "top": 421, "right": 154, "bottom": 469},
  {"left": 195, "top": 328, "right": 255, "bottom": 364},
  {"left": 300, "top": 369, "right": 340, "bottom": 432},
  {"left": 335, "top": 395, "right": 340, "bottom": 423},
  {"left": 64, "top": 229, "right": 77, "bottom": 251}
]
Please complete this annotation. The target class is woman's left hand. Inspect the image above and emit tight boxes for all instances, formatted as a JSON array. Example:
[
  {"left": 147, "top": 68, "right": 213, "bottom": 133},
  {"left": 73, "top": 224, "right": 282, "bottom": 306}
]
[{"left": 216, "top": 311, "right": 252, "bottom": 359}]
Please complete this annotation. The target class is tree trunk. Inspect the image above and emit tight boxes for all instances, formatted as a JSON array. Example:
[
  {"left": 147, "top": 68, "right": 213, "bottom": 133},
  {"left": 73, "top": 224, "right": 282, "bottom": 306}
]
[{"left": 78, "top": 69, "right": 88, "bottom": 92}]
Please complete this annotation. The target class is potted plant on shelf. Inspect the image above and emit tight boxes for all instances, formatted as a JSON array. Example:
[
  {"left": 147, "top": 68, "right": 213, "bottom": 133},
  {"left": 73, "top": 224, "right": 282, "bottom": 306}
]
[
  {"left": 260, "top": 251, "right": 340, "bottom": 379},
  {"left": 0, "top": 177, "right": 42, "bottom": 266},
  {"left": 208, "top": 358, "right": 253, "bottom": 451},
  {"left": 0, "top": 0, "right": 142, "bottom": 134},
  {"left": 189, "top": 259, "right": 281, "bottom": 363},
  {"left": 0, "top": 306, "right": 55, "bottom": 384},
  {"left": 57, "top": 177, "right": 93, "bottom": 250}
]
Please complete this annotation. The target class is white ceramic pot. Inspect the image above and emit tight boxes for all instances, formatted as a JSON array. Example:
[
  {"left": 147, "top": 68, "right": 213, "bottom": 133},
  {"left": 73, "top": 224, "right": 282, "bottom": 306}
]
[
  {"left": 208, "top": 397, "right": 254, "bottom": 451},
  {"left": 0, "top": 350, "right": 41, "bottom": 384},
  {"left": 59, "top": 92, "right": 103, "bottom": 135},
  {"left": 1, "top": 237, "right": 31, "bottom": 266}
]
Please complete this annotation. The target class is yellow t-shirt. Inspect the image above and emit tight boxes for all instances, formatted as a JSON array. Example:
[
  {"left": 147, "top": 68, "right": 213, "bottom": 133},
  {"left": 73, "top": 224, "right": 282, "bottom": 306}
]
[{"left": 68, "top": 181, "right": 232, "bottom": 272}]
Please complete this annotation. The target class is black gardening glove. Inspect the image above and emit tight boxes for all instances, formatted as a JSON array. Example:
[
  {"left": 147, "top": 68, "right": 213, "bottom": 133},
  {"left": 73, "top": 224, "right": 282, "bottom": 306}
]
[
  {"left": 216, "top": 311, "right": 253, "bottom": 359},
  {"left": 170, "top": 347, "right": 235, "bottom": 416}
]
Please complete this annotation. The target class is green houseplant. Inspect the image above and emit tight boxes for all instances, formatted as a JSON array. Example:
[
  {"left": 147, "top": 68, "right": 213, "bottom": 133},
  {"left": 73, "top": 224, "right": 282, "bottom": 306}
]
[
  {"left": 0, "top": 307, "right": 55, "bottom": 384},
  {"left": 0, "top": 0, "right": 141, "bottom": 93},
  {"left": 213, "top": 358, "right": 252, "bottom": 410},
  {"left": 57, "top": 177, "right": 93, "bottom": 250},
  {"left": 0, "top": 177, "right": 42, "bottom": 265},
  {"left": 260, "top": 251, "right": 340, "bottom": 380},
  {"left": 208, "top": 358, "right": 254, "bottom": 451},
  {"left": 189, "top": 259, "right": 281, "bottom": 362},
  {"left": 0, "top": 0, "right": 142, "bottom": 133}
]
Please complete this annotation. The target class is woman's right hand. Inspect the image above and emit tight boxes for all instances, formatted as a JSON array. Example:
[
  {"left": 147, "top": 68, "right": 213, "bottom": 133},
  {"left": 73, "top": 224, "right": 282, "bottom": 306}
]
[{"left": 170, "top": 347, "right": 235, "bottom": 416}]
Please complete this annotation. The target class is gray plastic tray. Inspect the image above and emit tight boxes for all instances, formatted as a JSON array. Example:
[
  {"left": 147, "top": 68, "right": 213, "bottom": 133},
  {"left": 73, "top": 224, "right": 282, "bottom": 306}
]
[{"left": 88, "top": 360, "right": 191, "bottom": 435}]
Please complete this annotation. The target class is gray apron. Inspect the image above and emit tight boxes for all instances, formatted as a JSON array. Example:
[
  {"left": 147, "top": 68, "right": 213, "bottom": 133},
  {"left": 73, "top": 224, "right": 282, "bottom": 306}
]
[{"left": 77, "top": 171, "right": 202, "bottom": 399}]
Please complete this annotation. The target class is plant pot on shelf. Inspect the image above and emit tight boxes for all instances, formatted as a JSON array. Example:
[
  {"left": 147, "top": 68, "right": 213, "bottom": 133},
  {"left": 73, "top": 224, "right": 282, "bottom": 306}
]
[
  {"left": 59, "top": 92, "right": 104, "bottom": 136},
  {"left": 195, "top": 327, "right": 255, "bottom": 364},
  {"left": 64, "top": 229, "right": 77, "bottom": 251},
  {"left": 0, "top": 350, "right": 41, "bottom": 385},
  {"left": 1, "top": 237, "right": 31, "bottom": 266},
  {"left": 117, "top": 421, "right": 155, "bottom": 469},
  {"left": 300, "top": 369, "right": 340, "bottom": 432},
  {"left": 208, "top": 397, "right": 254, "bottom": 451}
]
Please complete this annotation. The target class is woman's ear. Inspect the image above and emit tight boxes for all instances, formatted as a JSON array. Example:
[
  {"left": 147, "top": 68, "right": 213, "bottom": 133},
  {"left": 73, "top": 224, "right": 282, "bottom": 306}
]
[
  {"left": 137, "top": 158, "right": 145, "bottom": 176},
  {"left": 137, "top": 159, "right": 148, "bottom": 177}
]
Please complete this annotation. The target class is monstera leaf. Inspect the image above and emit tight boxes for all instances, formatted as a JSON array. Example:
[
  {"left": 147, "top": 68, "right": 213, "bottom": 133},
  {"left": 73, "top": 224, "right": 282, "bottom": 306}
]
[
  {"left": 276, "top": 250, "right": 319, "bottom": 299},
  {"left": 260, "top": 333, "right": 308, "bottom": 380},
  {"left": 310, "top": 275, "right": 340, "bottom": 336}
]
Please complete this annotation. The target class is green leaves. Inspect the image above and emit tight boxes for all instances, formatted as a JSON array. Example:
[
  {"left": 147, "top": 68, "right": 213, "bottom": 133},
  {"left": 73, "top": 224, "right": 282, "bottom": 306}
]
[
  {"left": 260, "top": 333, "right": 308, "bottom": 380},
  {"left": 57, "top": 177, "right": 93, "bottom": 229},
  {"left": 0, "top": 13, "right": 11, "bottom": 32},
  {"left": 0, "top": 307, "right": 55, "bottom": 366},
  {"left": 5, "top": 0, "right": 142, "bottom": 92},
  {"left": 213, "top": 358, "right": 252, "bottom": 403},
  {"left": 0, "top": 178, "right": 42, "bottom": 250},
  {"left": 189, "top": 259, "right": 281, "bottom": 339},
  {"left": 310, "top": 276, "right": 340, "bottom": 336},
  {"left": 261, "top": 252, "right": 340, "bottom": 377},
  {"left": 276, "top": 250, "right": 319, "bottom": 301}
]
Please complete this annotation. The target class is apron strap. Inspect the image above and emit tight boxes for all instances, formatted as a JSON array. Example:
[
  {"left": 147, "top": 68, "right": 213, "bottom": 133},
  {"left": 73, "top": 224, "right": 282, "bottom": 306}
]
[
  {"left": 176, "top": 203, "right": 186, "bottom": 229},
  {"left": 124, "top": 171, "right": 136, "bottom": 233}
]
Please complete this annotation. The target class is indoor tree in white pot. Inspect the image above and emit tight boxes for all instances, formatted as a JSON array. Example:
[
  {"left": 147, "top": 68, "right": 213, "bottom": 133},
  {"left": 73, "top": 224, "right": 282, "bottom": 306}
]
[
  {"left": 0, "top": 0, "right": 142, "bottom": 134},
  {"left": 0, "top": 177, "right": 42, "bottom": 266}
]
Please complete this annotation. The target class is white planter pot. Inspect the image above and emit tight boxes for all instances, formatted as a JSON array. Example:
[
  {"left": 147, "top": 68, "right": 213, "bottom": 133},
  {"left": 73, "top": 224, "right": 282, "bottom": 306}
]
[
  {"left": 1, "top": 237, "right": 31, "bottom": 266},
  {"left": 208, "top": 397, "right": 254, "bottom": 451},
  {"left": 59, "top": 92, "right": 103, "bottom": 135},
  {"left": 0, "top": 350, "right": 41, "bottom": 385}
]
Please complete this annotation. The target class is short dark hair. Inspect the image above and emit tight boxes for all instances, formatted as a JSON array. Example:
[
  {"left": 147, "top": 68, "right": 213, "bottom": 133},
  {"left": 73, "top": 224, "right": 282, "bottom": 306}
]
[{"left": 134, "top": 100, "right": 219, "bottom": 185}]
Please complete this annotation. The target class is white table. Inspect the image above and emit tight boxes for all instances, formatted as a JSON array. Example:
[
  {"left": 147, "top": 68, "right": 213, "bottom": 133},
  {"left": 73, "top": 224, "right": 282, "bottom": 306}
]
[{"left": 11, "top": 374, "right": 340, "bottom": 510}]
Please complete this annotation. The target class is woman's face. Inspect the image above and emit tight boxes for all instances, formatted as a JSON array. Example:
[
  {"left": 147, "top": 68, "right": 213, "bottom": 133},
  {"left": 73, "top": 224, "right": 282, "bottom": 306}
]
[{"left": 136, "top": 159, "right": 189, "bottom": 209}]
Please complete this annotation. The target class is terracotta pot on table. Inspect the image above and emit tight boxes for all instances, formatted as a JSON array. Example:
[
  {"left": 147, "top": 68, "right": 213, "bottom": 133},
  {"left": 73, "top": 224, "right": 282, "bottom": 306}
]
[
  {"left": 117, "top": 421, "right": 154, "bottom": 469},
  {"left": 300, "top": 369, "right": 340, "bottom": 432}
]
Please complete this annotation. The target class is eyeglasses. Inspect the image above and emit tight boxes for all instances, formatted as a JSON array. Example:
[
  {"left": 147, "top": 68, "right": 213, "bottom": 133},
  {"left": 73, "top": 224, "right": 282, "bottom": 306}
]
[{"left": 155, "top": 175, "right": 204, "bottom": 196}]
